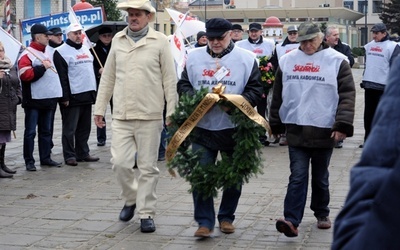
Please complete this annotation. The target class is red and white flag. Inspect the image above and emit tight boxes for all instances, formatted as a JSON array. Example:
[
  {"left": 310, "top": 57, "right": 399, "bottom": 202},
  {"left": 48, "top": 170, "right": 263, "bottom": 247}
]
[
  {"left": 68, "top": 7, "right": 93, "bottom": 49},
  {"left": 165, "top": 8, "right": 205, "bottom": 38},
  {"left": 169, "top": 28, "right": 187, "bottom": 78}
]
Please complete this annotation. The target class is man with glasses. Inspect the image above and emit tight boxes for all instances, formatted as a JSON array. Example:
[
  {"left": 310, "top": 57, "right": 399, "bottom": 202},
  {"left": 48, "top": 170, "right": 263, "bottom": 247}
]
[
  {"left": 230, "top": 24, "right": 243, "bottom": 43},
  {"left": 270, "top": 22, "right": 355, "bottom": 237},
  {"left": 92, "top": 27, "right": 114, "bottom": 147},
  {"left": 178, "top": 18, "right": 263, "bottom": 238},
  {"left": 18, "top": 24, "right": 64, "bottom": 171}
]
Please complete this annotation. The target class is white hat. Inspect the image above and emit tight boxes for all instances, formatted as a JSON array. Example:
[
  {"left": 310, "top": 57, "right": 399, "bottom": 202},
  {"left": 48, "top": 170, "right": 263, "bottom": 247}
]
[
  {"left": 117, "top": 0, "right": 156, "bottom": 21},
  {"left": 66, "top": 23, "right": 83, "bottom": 34}
]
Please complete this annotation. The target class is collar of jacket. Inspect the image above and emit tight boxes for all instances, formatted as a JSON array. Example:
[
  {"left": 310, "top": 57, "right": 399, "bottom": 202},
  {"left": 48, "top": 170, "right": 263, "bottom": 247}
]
[
  {"left": 115, "top": 25, "right": 158, "bottom": 40},
  {"left": 248, "top": 36, "right": 263, "bottom": 44}
]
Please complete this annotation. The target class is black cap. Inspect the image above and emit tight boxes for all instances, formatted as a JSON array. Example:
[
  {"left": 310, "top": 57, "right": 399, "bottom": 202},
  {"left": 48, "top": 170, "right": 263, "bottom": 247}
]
[
  {"left": 31, "top": 24, "right": 52, "bottom": 35},
  {"left": 249, "top": 23, "right": 262, "bottom": 31},
  {"left": 99, "top": 27, "right": 112, "bottom": 35},
  {"left": 49, "top": 27, "right": 63, "bottom": 35},
  {"left": 371, "top": 23, "right": 387, "bottom": 32},
  {"left": 232, "top": 24, "right": 243, "bottom": 31},
  {"left": 205, "top": 18, "right": 232, "bottom": 37},
  {"left": 196, "top": 31, "right": 206, "bottom": 41}
]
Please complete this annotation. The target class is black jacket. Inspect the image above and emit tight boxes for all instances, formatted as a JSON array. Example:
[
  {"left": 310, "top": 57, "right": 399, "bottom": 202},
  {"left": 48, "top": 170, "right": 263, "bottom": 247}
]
[
  {"left": 0, "top": 66, "right": 21, "bottom": 131},
  {"left": 333, "top": 39, "right": 354, "bottom": 68}
]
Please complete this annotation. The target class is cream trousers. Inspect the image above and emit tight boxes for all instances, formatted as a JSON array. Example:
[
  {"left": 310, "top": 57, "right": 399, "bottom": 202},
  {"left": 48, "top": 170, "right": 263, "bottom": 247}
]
[{"left": 111, "top": 119, "right": 162, "bottom": 219}]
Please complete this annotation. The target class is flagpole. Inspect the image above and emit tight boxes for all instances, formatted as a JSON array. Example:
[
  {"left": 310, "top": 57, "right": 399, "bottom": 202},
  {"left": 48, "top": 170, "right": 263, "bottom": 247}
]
[{"left": 0, "top": 27, "right": 57, "bottom": 73}]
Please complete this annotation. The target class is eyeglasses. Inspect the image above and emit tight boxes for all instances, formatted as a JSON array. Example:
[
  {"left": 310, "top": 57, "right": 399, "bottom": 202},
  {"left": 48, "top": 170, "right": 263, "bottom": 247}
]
[
  {"left": 53, "top": 34, "right": 63, "bottom": 37},
  {"left": 288, "top": 32, "right": 298, "bottom": 35},
  {"left": 208, "top": 33, "right": 228, "bottom": 41},
  {"left": 100, "top": 33, "right": 112, "bottom": 38},
  {"left": 232, "top": 30, "right": 243, "bottom": 33}
]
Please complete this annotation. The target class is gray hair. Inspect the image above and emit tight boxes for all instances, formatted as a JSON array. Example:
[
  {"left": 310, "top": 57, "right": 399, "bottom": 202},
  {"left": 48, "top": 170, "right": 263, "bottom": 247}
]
[{"left": 325, "top": 26, "right": 339, "bottom": 37}]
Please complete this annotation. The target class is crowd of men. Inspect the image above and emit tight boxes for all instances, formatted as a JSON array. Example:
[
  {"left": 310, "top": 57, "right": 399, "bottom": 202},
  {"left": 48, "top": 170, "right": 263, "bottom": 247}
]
[{"left": 1, "top": 0, "right": 399, "bottom": 247}]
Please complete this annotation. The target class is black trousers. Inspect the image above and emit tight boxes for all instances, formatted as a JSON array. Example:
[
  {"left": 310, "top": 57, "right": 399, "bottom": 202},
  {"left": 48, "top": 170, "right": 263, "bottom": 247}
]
[{"left": 363, "top": 88, "right": 384, "bottom": 141}]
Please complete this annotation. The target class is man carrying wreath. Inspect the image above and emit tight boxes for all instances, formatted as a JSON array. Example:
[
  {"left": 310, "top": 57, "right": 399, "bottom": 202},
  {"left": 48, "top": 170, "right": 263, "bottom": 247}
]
[{"left": 177, "top": 18, "right": 263, "bottom": 238}]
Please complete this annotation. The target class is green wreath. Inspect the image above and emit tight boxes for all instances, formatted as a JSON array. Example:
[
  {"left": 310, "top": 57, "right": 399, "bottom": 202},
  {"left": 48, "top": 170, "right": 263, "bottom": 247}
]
[{"left": 167, "top": 87, "right": 265, "bottom": 198}]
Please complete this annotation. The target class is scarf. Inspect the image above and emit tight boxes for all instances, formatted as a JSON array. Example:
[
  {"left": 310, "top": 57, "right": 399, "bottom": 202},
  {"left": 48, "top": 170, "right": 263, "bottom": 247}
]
[
  {"left": 127, "top": 25, "right": 149, "bottom": 43},
  {"left": 207, "top": 41, "right": 235, "bottom": 58}
]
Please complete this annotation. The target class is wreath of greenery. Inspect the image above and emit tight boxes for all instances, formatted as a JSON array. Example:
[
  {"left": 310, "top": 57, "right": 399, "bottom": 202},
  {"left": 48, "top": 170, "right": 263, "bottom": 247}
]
[{"left": 167, "top": 87, "right": 265, "bottom": 198}]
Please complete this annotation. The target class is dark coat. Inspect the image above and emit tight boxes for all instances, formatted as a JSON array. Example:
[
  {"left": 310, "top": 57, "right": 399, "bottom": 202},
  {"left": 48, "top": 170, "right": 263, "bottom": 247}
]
[
  {"left": 91, "top": 40, "right": 110, "bottom": 86},
  {"left": 332, "top": 56, "right": 400, "bottom": 250},
  {"left": 333, "top": 39, "right": 354, "bottom": 68},
  {"left": 0, "top": 66, "right": 22, "bottom": 131},
  {"left": 269, "top": 43, "right": 355, "bottom": 148}
]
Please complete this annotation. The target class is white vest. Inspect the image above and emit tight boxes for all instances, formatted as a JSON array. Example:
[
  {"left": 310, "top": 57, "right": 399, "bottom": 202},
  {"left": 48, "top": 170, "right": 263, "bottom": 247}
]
[
  {"left": 236, "top": 38, "right": 275, "bottom": 57},
  {"left": 275, "top": 43, "right": 299, "bottom": 60},
  {"left": 56, "top": 44, "right": 96, "bottom": 94},
  {"left": 20, "top": 48, "right": 62, "bottom": 99},
  {"left": 363, "top": 40, "right": 398, "bottom": 85},
  {"left": 186, "top": 46, "right": 256, "bottom": 131},
  {"left": 279, "top": 48, "right": 347, "bottom": 128}
]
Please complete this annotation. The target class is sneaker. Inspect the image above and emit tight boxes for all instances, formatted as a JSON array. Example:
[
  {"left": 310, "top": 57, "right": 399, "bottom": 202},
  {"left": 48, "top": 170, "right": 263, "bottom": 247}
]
[
  {"left": 317, "top": 216, "right": 331, "bottom": 229},
  {"left": 194, "top": 227, "right": 213, "bottom": 237},
  {"left": 335, "top": 140, "right": 343, "bottom": 148},
  {"left": 219, "top": 221, "right": 235, "bottom": 234},
  {"left": 276, "top": 219, "right": 298, "bottom": 237}
]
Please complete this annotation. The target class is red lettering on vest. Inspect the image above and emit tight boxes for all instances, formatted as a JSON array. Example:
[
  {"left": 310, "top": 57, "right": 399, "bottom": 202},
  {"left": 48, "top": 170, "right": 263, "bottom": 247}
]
[
  {"left": 76, "top": 54, "right": 90, "bottom": 60},
  {"left": 293, "top": 63, "right": 320, "bottom": 72},
  {"left": 370, "top": 46, "right": 383, "bottom": 52}
]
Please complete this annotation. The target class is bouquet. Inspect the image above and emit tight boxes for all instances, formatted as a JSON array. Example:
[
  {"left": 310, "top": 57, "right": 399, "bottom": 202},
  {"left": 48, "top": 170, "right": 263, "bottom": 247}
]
[{"left": 258, "top": 55, "right": 275, "bottom": 94}]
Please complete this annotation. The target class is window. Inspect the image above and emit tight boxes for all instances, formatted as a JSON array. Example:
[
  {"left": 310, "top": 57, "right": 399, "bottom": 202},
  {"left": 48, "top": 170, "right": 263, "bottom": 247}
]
[
  {"left": 358, "top": 0, "right": 368, "bottom": 13},
  {"left": 373, "top": 0, "right": 382, "bottom": 13},
  {"left": 344, "top": 1, "right": 354, "bottom": 9},
  {"left": 24, "top": 0, "right": 34, "bottom": 18},
  {"left": 41, "top": 0, "right": 51, "bottom": 16}
]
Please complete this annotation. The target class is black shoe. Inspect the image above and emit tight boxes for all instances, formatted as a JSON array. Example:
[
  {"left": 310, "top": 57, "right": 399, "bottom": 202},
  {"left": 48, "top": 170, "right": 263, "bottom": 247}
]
[
  {"left": 97, "top": 141, "right": 105, "bottom": 146},
  {"left": 1, "top": 164, "right": 16, "bottom": 174},
  {"left": 0, "top": 168, "right": 13, "bottom": 178},
  {"left": 141, "top": 217, "right": 156, "bottom": 233},
  {"left": 77, "top": 155, "right": 100, "bottom": 162},
  {"left": 41, "top": 159, "right": 62, "bottom": 167},
  {"left": 119, "top": 204, "right": 136, "bottom": 222},
  {"left": 26, "top": 163, "right": 36, "bottom": 171},
  {"left": 335, "top": 141, "right": 343, "bottom": 148}
]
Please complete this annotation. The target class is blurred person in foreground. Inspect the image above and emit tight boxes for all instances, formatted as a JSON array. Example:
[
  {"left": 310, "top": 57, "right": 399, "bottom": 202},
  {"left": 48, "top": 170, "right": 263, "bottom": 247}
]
[
  {"left": 269, "top": 22, "right": 355, "bottom": 237},
  {"left": 0, "top": 41, "right": 21, "bottom": 178},
  {"left": 332, "top": 56, "right": 400, "bottom": 250},
  {"left": 94, "top": 0, "right": 177, "bottom": 233}
]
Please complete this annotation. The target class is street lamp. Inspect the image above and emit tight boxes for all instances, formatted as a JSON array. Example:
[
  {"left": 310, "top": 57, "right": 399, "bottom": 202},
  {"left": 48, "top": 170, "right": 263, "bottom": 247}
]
[{"left": 364, "top": 0, "right": 368, "bottom": 45}]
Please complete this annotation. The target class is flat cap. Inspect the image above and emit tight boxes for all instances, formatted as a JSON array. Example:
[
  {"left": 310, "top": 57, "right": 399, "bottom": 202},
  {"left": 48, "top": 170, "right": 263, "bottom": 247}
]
[
  {"left": 249, "top": 23, "right": 262, "bottom": 31},
  {"left": 296, "top": 22, "right": 321, "bottom": 42},
  {"left": 205, "top": 18, "right": 232, "bottom": 37},
  {"left": 371, "top": 23, "right": 387, "bottom": 32}
]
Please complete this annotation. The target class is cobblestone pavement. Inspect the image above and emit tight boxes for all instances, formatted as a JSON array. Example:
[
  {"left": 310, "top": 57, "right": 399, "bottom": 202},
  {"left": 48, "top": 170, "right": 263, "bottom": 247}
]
[{"left": 0, "top": 69, "right": 364, "bottom": 250}]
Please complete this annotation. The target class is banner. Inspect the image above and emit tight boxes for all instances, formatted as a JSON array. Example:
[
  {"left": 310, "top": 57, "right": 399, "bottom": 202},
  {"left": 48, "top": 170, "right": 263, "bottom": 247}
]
[{"left": 20, "top": 7, "right": 104, "bottom": 47}]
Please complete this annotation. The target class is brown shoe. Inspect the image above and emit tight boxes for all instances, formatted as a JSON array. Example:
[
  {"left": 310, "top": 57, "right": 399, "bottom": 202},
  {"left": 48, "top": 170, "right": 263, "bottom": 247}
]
[
  {"left": 77, "top": 155, "right": 99, "bottom": 162},
  {"left": 219, "top": 221, "right": 235, "bottom": 234},
  {"left": 317, "top": 216, "right": 331, "bottom": 229},
  {"left": 276, "top": 219, "right": 298, "bottom": 237},
  {"left": 194, "top": 227, "right": 212, "bottom": 238},
  {"left": 65, "top": 159, "right": 78, "bottom": 166}
]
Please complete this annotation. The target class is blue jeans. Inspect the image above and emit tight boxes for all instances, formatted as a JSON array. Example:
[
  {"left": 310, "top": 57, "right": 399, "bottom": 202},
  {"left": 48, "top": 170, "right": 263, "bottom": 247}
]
[
  {"left": 284, "top": 146, "right": 332, "bottom": 227},
  {"left": 23, "top": 108, "right": 55, "bottom": 164},
  {"left": 192, "top": 142, "right": 242, "bottom": 230}
]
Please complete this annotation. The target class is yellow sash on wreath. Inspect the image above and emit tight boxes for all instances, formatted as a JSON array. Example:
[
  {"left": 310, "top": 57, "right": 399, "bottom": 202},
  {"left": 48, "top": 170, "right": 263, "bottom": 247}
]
[{"left": 166, "top": 83, "right": 271, "bottom": 177}]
